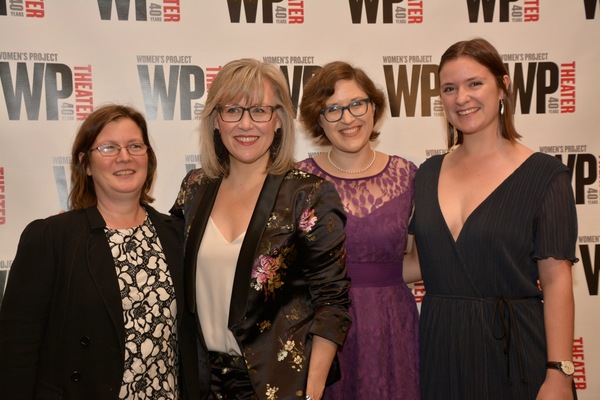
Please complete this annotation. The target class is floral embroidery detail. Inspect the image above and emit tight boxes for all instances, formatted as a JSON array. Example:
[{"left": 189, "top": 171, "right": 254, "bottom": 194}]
[
  {"left": 266, "top": 384, "right": 279, "bottom": 400},
  {"left": 299, "top": 208, "right": 317, "bottom": 233},
  {"left": 174, "top": 169, "right": 216, "bottom": 237},
  {"left": 285, "top": 308, "right": 300, "bottom": 321},
  {"left": 175, "top": 169, "right": 208, "bottom": 207},
  {"left": 286, "top": 169, "right": 310, "bottom": 180},
  {"left": 266, "top": 209, "right": 293, "bottom": 231},
  {"left": 257, "top": 320, "right": 272, "bottom": 333},
  {"left": 251, "top": 246, "right": 290, "bottom": 299},
  {"left": 277, "top": 338, "right": 306, "bottom": 372},
  {"left": 326, "top": 215, "right": 337, "bottom": 233},
  {"left": 266, "top": 210, "right": 284, "bottom": 229}
]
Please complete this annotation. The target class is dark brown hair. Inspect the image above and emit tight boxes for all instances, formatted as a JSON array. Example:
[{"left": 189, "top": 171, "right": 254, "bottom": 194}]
[
  {"left": 439, "top": 37, "right": 521, "bottom": 148},
  {"left": 299, "top": 61, "right": 386, "bottom": 145},
  {"left": 69, "top": 104, "right": 156, "bottom": 209}
]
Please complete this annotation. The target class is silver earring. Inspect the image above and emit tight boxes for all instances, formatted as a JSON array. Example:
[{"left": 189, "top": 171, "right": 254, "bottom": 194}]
[{"left": 499, "top": 99, "right": 504, "bottom": 115}]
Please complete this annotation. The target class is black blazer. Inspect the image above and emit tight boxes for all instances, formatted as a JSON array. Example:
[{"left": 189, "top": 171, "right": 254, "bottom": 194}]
[
  {"left": 171, "top": 169, "right": 351, "bottom": 399},
  {"left": 0, "top": 206, "right": 200, "bottom": 400}
]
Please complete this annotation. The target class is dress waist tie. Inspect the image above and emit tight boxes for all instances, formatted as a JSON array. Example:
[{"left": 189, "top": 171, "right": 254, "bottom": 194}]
[
  {"left": 426, "top": 294, "right": 534, "bottom": 384},
  {"left": 491, "top": 297, "right": 529, "bottom": 385}
]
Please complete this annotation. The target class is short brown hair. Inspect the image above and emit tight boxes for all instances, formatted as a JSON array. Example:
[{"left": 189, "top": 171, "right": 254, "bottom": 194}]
[
  {"left": 439, "top": 37, "right": 521, "bottom": 148},
  {"left": 299, "top": 61, "right": 386, "bottom": 145},
  {"left": 69, "top": 104, "right": 156, "bottom": 210}
]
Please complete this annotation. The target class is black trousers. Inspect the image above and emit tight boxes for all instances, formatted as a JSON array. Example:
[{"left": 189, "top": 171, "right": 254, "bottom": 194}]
[{"left": 209, "top": 351, "right": 257, "bottom": 400}]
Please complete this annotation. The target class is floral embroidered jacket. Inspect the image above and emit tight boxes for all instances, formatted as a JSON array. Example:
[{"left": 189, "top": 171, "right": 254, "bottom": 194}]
[{"left": 170, "top": 168, "right": 351, "bottom": 399}]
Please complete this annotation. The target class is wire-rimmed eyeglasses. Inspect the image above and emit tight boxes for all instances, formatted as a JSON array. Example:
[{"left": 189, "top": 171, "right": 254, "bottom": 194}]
[
  {"left": 217, "top": 104, "right": 281, "bottom": 123},
  {"left": 321, "top": 98, "right": 371, "bottom": 123},
  {"left": 91, "top": 143, "right": 148, "bottom": 157}
]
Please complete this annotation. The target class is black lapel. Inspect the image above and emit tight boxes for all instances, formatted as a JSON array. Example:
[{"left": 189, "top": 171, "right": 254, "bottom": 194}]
[
  {"left": 228, "top": 173, "right": 286, "bottom": 326},
  {"left": 184, "top": 178, "right": 221, "bottom": 312},
  {"left": 84, "top": 207, "right": 126, "bottom": 349}
]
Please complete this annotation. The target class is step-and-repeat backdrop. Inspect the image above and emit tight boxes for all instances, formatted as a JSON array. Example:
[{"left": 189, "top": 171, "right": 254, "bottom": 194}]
[{"left": 1, "top": 1, "right": 598, "bottom": 396}]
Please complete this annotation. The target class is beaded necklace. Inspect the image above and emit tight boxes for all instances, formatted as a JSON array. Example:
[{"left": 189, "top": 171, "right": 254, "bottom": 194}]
[{"left": 327, "top": 148, "right": 376, "bottom": 174}]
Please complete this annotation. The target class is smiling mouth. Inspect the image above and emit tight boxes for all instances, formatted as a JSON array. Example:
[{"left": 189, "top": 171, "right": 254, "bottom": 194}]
[
  {"left": 114, "top": 170, "right": 135, "bottom": 176},
  {"left": 339, "top": 126, "right": 360, "bottom": 135},
  {"left": 457, "top": 108, "right": 479, "bottom": 116},
  {"left": 235, "top": 136, "right": 258, "bottom": 143}
]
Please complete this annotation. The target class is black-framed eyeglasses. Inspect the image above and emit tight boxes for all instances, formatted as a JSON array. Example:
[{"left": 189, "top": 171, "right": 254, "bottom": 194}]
[
  {"left": 91, "top": 143, "right": 148, "bottom": 157},
  {"left": 217, "top": 104, "right": 281, "bottom": 123},
  {"left": 321, "top": 98, "right": 371, "bottom": 123}
]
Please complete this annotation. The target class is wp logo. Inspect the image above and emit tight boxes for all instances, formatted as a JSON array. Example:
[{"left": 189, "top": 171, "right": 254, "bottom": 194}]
[
  {"left": 137, "top": 58, "right": 220, "bottom": 120},
  {"left": 467, "top": 0, "right": 539, "bottom": 23},
  {"left": 349, "top": 0, "right": 423, "bottom": 24},
  {"left": 555, "top": 152, "right": 598, "bottom": 206},
  {"left": 97, "top": 0, "right": 180, "bottom": 22},
  {"left": 578, "top": 243, "right": 599, "bottom": 296},
  {"left": 279, "top": 64, "right": 321, "bottom": 115},
  {"left": 384, "top": 64, "right": 438, "bottom": 117},
  {"left": 52, "top": 158, "right": 72, "bottom": 213},
  {"left": 227, "top": 0, "right": 304, "bottom": 24},
  {"left": 0, "top": 0, "right": 45, "bottom": 18},
  {"left": 0, "top": 62, "right": 94, "bottom": 121},
  {"left": 505, "top": 60, "right": 576, "bottom": 115},
  {"left": 584, "top": 0, "right": 599, "bottom": 19}
]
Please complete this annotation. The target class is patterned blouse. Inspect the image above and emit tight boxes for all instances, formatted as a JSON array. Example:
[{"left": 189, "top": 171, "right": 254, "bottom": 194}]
[{"left": 105, "top": 213, "right": 180, "bottom": 399}]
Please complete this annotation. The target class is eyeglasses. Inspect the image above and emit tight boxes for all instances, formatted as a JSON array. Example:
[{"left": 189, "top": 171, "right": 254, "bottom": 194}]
[
  {"left": 92, "top": 143, "right": 148, "bottom": 157},
  {"left": 321, "top": 98, "right": 371, "bottom": 123},
  {"left": 217, "top": 104, "right": 281, "bottom": 123}
]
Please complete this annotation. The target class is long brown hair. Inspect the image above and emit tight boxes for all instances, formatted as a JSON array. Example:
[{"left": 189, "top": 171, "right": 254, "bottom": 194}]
[
  {"left": 439, "top": 38, "right": 521, "bottom": 148},
  {"left": 69, "top": 104, "right": 156, "bottom": 210}
]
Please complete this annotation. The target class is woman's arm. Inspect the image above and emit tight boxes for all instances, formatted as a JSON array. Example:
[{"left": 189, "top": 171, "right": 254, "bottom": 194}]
[
  {"left": 169, "top": 168, "right": 202, "bottom": 219},
  {"left": 403, "top": 235, "right": 422, "bottom": 284},
  {"left": 297, "top": 178, "right": 351, "bottom": 396},
  {"left": 536, "top": 257, "right": 575, "bottom": 400},
  {"left": 306, "top": 335, "right": 338, "bottom": 399},
  {"left": 0, "top": 219, "right": 56, "bottom": 398}
]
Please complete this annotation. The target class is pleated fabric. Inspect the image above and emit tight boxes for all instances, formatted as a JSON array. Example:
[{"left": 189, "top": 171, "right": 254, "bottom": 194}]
[{"left": 411, "top": 152, "right": 578, "bottom": 400}]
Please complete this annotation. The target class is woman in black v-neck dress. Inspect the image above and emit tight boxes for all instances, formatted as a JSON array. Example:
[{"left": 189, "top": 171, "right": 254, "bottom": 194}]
[{"left": 405, "top": 38, "right": 578, "bottom": 400}]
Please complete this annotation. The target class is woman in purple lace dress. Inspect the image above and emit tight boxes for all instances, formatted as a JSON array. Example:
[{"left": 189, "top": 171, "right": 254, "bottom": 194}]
[{"left": 297, "top": 61, "right": 419, "bottom": 399}]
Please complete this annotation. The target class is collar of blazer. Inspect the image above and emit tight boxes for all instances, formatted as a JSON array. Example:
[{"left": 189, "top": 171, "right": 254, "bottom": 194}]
[{"left": 183, "top": 173, "right": 287, "bottom": 326}]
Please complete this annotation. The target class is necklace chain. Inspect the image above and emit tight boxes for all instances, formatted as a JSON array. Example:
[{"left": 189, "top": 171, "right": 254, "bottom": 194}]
[{"left": 327, "top": 148, "right": 376, "bottom": 174}]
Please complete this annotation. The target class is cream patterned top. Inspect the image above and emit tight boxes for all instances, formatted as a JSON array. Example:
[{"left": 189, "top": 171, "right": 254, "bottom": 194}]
[{"left": 105, "top": 214, "right": 180, "bottom": 400}]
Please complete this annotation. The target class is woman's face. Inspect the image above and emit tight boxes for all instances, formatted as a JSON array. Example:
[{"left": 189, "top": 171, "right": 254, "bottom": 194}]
[
  {"left": 215, "top": 80, "right": 281, "bottom": 170},
  {"left": 86, "top": 118, "right": 148, "bottom": 205},
  {"left": 439, "top": 56, "right": 508, "bottom": 138},
  {"left": 319, "top": 79, "right": 375, "bottom": 154}
]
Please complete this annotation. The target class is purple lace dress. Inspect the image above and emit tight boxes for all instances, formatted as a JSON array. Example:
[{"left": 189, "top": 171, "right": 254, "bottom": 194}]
[{"left": 297, "top": 155, "right": 420, "bottom": 400}]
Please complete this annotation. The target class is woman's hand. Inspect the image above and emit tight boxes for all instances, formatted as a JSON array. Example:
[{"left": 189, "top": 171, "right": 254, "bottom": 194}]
[
  {"left": 537, "top": 257, "right": 575, "bottom": 400},
  {"left": 536, "top": 370, "right": 573, "bottom": 400},
  {"left": 403, "top": 235, "right": 422, "bottom": 284},
  {"left": 305, "top": 336, "right": 337, "bottom": 400}
]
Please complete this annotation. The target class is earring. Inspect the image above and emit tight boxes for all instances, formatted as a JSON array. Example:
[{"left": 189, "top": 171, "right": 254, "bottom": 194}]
[
  {"left": 499, "top": 99, "right": 505, "bottom": 115},
  {"left": 213, "top": 128, "right": 226, "bottom": 159},
  {"left": 270, "top": 128, "right": 282, "bottom": 161}
]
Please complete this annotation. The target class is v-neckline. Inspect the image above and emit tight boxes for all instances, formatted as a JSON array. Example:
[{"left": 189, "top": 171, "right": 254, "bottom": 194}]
[
  {"left": 209, "top": 216, "right": 246, "bottom": 245},
  {"left": 436, "top": 152, "right": 537, "bottom": 243}
]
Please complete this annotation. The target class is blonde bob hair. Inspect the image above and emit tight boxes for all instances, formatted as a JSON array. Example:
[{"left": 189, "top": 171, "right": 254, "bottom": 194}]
[{"left": 199, "top": 58, "right": 296, "bottom": 178}]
